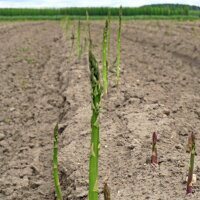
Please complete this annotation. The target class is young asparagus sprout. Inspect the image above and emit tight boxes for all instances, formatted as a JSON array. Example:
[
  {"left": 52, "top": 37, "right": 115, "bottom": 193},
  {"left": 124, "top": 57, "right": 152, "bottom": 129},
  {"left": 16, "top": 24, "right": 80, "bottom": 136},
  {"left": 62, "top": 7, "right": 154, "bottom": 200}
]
[
  {"left": 85, "top": 10, "right": 91, "bottom": 51},
  {"left": 186, "top": 132, "right": 196, "bottom": 194},
  {"left": 107, "top": 11, "right": 111, "bottom": 68},
  {"left": 186, "top": 132, "right": 197, "bottom": 154},
  {"left": 103, "top": 183, "right": 111, "bottom": 200},
  {"left": 102, "top": 20, "right": 109, "bottom": 95},
  {"left": 71, "top": 24, "right": 75, "bottom": 51},
  {"left": 83, "top": 37, "right": 88, "bottom": 52},
  {"left": 88, "top": 41, "right": 102, "bottom": 200},
  {"left": 151, "top": 132, "right": 158, "bottom": 165},
  {"left": 77, "top": 19, "right": 81, "bottom": 59},
  {"left": 53, "top": 123, "right": 63, "bottom": 200},
  {"left": 86, "top": 10, "right": 91, "bottom": 40},
  {"left": 63, "top": 16, "right": 71, "bottom": 39},
  {"left": 116, "top": 6, "right": 122, "bottom": 85},
  {"left": 86, "top": 10, "right": 89, "bottom": 21}
]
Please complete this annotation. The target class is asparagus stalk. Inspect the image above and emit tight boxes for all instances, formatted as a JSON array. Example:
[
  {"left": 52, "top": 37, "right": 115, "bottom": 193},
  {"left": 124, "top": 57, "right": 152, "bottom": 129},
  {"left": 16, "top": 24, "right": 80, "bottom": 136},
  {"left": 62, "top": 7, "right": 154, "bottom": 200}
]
[
  {"left": 64, "top": 16, "right": 70, "bottom": 39},
  {"left": 116, "top": 6, "right": 122, "bottom": 85},
  {"left": 151, "top": 132, "right": 158, "bottom": 165},
  {"left": 186, "top": 132, "right": 197, "bottom": 154},
  {"left": 77, "top": 19, "right": 81, "bottom": 59},
  {"left": 86, "top": 10, "right": 91, "bottom": 41},
  {"left": 103, "top": 183, "right": 111, "bottom": 200},
  {"left": 53, "top": 123, "right": 63, "bottom": 200},
  {"left": 102, "top": 20, "right": 109, "bottom": 95},
  {"left": 71, "top": 24, "right": 75, "bottom": 52},
  {"left": 88, "top": 42, "right": 102, "bottom": 200},
  {"left": 107, "top": 11, "right": 111, "bottom": 68},
  {"left": 186, "top": 132, "right": 196, "bottom": 194}
]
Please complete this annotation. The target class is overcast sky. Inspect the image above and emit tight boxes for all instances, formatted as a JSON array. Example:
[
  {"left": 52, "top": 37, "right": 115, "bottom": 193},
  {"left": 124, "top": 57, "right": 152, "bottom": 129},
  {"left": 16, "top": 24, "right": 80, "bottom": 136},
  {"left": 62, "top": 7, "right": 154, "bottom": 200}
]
[{"left": 0, "top": 0, "right": 200, "bottom": 8}]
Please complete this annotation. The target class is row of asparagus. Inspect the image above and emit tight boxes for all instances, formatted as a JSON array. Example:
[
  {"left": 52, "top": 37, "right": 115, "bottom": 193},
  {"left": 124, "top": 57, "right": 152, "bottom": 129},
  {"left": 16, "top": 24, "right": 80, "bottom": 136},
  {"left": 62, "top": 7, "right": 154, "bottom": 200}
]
[
  {"left": 53, "top": 7, "right": 122, "bottom": 200},
  {"left": 54, "top": 6, "right": 197, "bottom": 199}
]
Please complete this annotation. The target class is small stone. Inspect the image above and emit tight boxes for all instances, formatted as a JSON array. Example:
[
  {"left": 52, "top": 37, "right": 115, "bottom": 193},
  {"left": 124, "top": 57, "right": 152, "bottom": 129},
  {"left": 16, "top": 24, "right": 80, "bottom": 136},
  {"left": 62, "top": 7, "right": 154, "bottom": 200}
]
[
  {"left": 30, "top": 165, "right": 40, "bottom": 175},
  {"left": 77, "top": 190, "right": 87, "bottom": 198},
  {"left": 178, "top": 128, "right": 188, "bottom": 136},
  {"left": 116, "top": 141, "right": 123, "bottom": 146},
  {"left": 80, "top": 131, "right": 88, "bottom": 136},
  {"left": 10, "top": 107, "right": 15, "bottom": 112},
  {"left": 21, "top": 176, "right": 29, "bottom": 187},
  {"left": 127, "top": 144, "right": 136, "bottom": 150},
  {"left": 159, "top": 171, "right": 169, "bottom": 177},
  {"left": 115, "top": 103, "right": 120, "bottom": 108},
  {"left": 163, "top": 109, "right": 170, "bottom": 116},
  {"left": 152, "top": 100, "right": 158, "bottom": 104},
  {"left": 30, "top": 180, "right": 43, "bottom": 189},
  {"left": 186, "top": 174, "right": 197, "bottom": 184},
  {"left": 29, "top": 143, "right": 35, "bottom": 148},
  {"left": 175, "top": 144, "right": 184, "bottom": 150},
  {"left": 136, "top": 79, "right": 140, "bottom": 85},
  {"left": 53, "top": 37, "right": 59, "bottom": 42},
  {"left": 177, "top": 161, "right": 185, "bottom": 167},
  {"left": 172, "top": 108, "right": 178, "bottom": 113},
  {"left": 0, "top": 133, "right": 5, "bottom": 141}
]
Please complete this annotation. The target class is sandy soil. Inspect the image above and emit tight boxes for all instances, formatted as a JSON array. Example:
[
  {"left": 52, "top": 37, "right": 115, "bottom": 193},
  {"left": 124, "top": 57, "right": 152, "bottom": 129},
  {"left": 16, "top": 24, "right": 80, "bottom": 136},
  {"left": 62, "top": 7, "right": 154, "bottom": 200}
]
[{"left": 0, "top": 20, "right": 200, "bottom": 200}]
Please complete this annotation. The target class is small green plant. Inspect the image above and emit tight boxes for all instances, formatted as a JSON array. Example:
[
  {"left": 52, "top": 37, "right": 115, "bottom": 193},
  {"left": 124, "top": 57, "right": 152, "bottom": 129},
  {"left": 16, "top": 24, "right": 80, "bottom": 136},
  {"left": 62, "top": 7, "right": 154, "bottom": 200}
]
[
  {"left": 102, "top": 20, "right": 109, "bottom": 95},
  {"left": 186, "top": 132, "right": 196, "bottom": 194},
  {"left": 88, "top": 41, "right": 102, "bottom": 200},
  {"left": 77, "top": 19, "right": 81, "bottom": 59},
  {"left": 53, "top": 123, "right": 63, "bottom": 200},
  {"left": 151, "top": 132, "right": 158, "bottom": 165},
  {"left": 116, "top": 6, "right": 122, "bottom": 85}
]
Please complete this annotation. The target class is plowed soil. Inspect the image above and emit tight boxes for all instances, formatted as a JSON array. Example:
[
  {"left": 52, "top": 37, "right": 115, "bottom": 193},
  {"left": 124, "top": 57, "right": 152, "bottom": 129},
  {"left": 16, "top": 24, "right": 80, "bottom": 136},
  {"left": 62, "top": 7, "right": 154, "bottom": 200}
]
[{"left": 0, "top": 20, "right": 200, "bottom": 200}]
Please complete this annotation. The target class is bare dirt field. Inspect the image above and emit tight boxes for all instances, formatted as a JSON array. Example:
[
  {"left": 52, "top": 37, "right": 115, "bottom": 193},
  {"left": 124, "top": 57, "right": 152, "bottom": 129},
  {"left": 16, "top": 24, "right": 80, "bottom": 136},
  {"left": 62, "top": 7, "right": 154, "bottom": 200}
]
[{"left": 0, "top": 20, "right": 200, "bottom": 200}]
